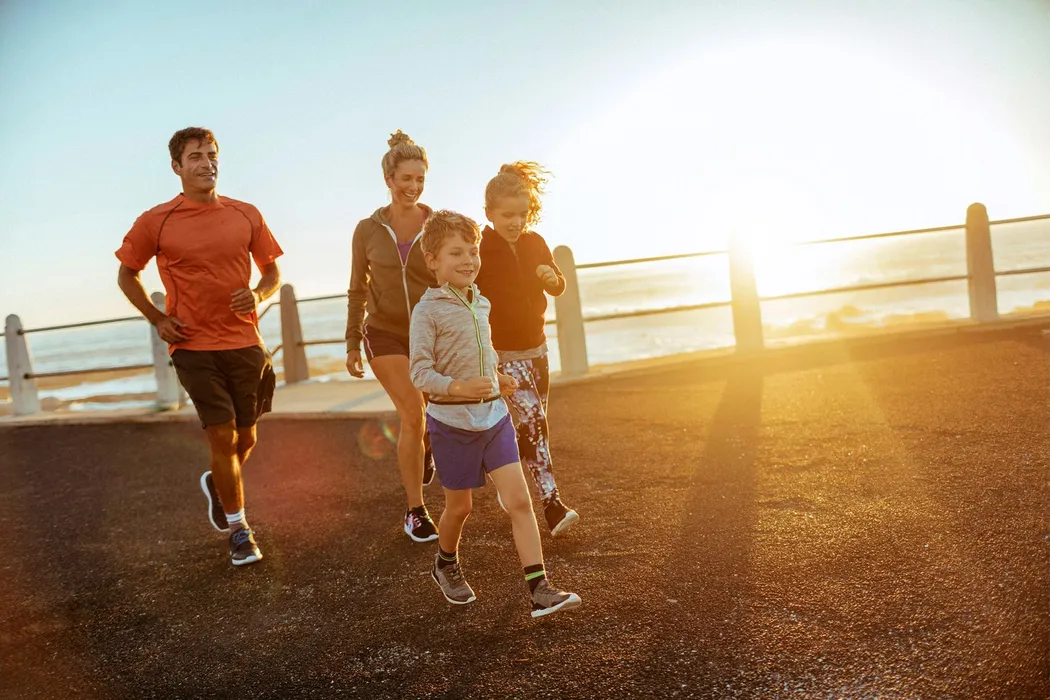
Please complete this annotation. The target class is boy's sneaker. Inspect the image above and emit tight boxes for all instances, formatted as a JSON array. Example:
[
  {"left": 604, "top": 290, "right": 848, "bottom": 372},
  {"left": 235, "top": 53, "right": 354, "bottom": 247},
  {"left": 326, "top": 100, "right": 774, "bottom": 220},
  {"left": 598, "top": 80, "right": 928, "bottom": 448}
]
[
  {"left": 543, "top": 495, "right": 579, "bottom": 537},
  {"left": 431, "top": 554, "right": 476, "bottom": 605},
  {"left": 423, "top": 448, "right": 436, "bottom": 487},
  {"left": 404, "top": 509, "right": 439, "bottom": 543},
  {"left": 530, "top": 579, "right": 582, "bottom": 618},
  {"left": 229, "top": 527, "right": 262, "bottom": 566},
  {"left": 200, "top": 471, "right": 229, "bottom": 532}
]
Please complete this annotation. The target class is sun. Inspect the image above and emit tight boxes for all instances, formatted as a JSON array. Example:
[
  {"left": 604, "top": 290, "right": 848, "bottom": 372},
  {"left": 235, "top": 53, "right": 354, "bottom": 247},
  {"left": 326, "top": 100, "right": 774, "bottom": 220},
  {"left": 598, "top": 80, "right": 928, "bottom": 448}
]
[{"left": 545, "top": 31, "right": 1033, "bottom": 292}]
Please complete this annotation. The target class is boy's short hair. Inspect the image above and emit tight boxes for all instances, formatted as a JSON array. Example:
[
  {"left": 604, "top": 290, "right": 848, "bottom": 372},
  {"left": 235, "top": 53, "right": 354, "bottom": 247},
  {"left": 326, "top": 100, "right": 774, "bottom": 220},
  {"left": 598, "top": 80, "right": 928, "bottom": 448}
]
[{"left": 420, "top": 210, "right": 481, "bottom": 255}]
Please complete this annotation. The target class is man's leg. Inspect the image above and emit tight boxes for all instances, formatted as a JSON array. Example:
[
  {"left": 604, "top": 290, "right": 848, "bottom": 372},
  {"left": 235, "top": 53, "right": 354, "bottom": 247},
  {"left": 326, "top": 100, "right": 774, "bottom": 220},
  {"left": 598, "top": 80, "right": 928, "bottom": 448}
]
[{"left": 206, "top": 420, "right": 244, "bottom": 516}]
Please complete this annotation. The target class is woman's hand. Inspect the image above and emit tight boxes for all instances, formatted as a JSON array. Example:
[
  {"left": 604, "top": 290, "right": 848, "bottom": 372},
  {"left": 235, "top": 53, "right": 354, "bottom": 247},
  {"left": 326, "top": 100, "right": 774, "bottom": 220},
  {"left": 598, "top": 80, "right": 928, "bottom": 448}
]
[{"left": 346, "top": 350, "right": 365, "bottom": 378}]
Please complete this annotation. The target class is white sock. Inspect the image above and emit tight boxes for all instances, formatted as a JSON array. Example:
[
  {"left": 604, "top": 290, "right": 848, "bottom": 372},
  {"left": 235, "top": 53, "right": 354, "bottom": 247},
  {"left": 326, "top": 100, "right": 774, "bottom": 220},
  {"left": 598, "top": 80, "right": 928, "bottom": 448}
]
[{"left": 226, "top": 509, "right": 246, "bottom": 530}]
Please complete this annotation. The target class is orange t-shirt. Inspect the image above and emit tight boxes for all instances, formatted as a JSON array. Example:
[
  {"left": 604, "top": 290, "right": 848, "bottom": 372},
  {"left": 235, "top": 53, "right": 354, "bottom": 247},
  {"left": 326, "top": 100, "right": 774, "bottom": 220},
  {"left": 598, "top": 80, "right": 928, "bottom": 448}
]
[{"left": 115, "top": 194, "right": 284, "bottom": 353}]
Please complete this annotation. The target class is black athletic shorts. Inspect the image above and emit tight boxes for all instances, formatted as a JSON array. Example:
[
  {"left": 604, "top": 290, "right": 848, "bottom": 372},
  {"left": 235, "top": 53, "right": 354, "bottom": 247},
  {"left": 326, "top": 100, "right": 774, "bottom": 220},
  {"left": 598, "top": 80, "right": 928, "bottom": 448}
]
[
  {"left": 171, "top": 345, "right": 276, "bottom": 429},
  {"left": 362, "top": 324, "right": 410, "bottom": 361}
]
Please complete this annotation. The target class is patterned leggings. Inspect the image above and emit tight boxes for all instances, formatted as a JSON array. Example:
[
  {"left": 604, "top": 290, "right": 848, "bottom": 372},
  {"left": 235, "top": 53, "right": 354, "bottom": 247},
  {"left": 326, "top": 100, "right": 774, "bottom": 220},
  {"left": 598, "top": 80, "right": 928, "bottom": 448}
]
[{"left": 499, "top": 355, "right": 559, "bottom": 502}]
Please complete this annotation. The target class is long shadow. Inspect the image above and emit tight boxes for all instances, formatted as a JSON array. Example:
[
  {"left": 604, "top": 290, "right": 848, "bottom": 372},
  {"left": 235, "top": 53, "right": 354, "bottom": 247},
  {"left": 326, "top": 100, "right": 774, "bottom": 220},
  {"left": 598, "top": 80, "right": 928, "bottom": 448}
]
[{"left": 631, "top": 365, "right": 764, "bottom": 692}]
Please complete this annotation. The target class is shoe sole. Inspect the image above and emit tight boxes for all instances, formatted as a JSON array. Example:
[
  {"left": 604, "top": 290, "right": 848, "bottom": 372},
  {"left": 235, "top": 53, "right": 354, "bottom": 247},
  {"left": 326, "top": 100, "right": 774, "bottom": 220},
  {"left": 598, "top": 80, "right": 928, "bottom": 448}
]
[
  {"left": 430, "top": 568, "right": 476, "bottom": 605},
  {"left": 232, "top": 550, "right": 263, "bottom": 566},
  {"left": 200, "top": 472, "right": 230, "bottom": 533},
  {"left": 404, "top": 522, "right": 439, "bottom": 543},
  {"left": 550, "top": 510, "right": 580, "bottom": 537},
  {"left": 531, "top": 592, "right": 582, "bottom": 618}
]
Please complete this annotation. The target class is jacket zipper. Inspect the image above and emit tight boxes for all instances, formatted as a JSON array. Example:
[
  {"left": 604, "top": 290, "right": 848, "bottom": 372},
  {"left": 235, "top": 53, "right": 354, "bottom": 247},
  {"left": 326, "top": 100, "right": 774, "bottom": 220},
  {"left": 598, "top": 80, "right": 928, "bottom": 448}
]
[
  {"left": 382, "top": 224, "right": 424, "bottom": 325},
  {"left": 447, "top": 285, "right": 485, "bottom": 377}
]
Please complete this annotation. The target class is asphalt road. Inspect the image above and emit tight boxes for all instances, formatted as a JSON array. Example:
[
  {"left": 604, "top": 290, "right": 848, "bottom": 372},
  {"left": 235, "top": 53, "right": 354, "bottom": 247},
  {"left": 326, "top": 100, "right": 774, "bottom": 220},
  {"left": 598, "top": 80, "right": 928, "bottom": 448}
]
[{"left": 2, "top": 329, "right": 1048, "bottom": 699}]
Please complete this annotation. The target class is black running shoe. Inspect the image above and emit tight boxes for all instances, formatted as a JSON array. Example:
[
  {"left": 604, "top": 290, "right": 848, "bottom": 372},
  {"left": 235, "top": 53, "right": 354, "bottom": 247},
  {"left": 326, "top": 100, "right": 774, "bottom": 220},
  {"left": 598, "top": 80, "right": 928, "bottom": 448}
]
[
  {"left": 423, "top": 447, "right": 436, "bottom": 487},
  {"left": 404, "top": 508, "right": 439, "bottom": 543},
  {"left": 229, "top": 527, "right": 262, "bottom": 566},
  {"left": 200, "top": 471, "right": 229, "bottom": 532},
  {"left": 543, "top": 495, "right": 579, "bottom": 537}
]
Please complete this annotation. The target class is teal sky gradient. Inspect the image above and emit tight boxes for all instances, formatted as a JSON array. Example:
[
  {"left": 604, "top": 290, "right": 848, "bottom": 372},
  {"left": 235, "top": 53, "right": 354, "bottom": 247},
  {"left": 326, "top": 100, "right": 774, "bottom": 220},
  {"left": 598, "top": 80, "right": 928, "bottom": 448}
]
[{"left": 2, "top": 0, "right": 1049, "bottom": 325}]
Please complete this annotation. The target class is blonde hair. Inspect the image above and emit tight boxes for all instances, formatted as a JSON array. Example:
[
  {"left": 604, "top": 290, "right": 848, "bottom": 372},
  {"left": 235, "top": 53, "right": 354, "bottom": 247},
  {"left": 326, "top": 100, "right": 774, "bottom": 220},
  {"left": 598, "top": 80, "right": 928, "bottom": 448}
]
[
  {"left": 484, "top": 161, "right": 550, "bottom": 228},
  {"left": 420, "top": 210, "right": 481, "bottom": 256},
  {"left": 381, "top": 130, "right": 428, "bottom": 179}
]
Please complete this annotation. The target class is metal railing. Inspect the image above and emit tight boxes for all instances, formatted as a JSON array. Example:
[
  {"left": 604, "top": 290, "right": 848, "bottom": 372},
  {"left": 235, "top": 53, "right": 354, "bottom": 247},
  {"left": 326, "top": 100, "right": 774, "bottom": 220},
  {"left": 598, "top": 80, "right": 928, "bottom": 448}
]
[{"left": 4, "top": 205, "right": 1050, "bottom": 416}]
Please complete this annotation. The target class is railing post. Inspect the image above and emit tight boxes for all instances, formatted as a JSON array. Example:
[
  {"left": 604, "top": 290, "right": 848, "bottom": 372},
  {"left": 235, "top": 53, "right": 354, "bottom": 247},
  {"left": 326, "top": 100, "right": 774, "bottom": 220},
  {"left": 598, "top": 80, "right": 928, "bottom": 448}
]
[
  {"left": 279, "top": 284, "right": 310, "bottom": 384},
  {"left": 965, "top": 202, "right": 999, "bottom": 323},
  {"left": 553, "top": 245, "right": 589, "bottom": 377},
  {"left": 4, "top": 315, "right": 40, "bottom": 416},
  {"left": 729, "top": 233, "right": 765, "bottom": 353},
  {"left": 149, "top": 292, "right": 181, "bottom": 410}
]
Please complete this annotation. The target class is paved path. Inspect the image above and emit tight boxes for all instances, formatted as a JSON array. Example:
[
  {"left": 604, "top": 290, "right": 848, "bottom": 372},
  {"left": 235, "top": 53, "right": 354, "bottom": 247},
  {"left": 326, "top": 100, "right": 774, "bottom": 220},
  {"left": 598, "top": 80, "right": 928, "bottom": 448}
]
[{"left": 1, "top": 329, "right": 1048, "bottom": 699}]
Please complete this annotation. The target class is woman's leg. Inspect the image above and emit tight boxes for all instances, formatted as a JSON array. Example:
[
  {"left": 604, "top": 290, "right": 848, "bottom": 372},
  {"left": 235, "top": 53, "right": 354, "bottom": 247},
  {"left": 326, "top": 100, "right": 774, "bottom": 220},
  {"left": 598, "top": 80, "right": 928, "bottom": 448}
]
[{"left": 369, "top": 355, "right": 426, "bottom": 509}]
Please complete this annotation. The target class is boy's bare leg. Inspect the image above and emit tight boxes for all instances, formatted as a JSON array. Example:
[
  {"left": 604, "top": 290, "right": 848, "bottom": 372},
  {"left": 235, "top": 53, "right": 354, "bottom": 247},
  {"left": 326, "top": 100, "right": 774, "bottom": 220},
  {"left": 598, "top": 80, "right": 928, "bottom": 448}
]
[
  {"left": 488, "top": 463, "right": 542, "bottom": 566},
  {"left": 438, "top": 488, "right": 472, "bottom": 554}
]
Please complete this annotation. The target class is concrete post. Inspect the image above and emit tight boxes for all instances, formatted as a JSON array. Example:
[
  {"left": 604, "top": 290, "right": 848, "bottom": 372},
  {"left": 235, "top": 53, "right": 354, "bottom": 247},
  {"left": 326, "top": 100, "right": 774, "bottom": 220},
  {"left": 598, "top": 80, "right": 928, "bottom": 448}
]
[
  {"left": 965, "top": 202, "right": 999, "bottom": 323},
  {"left": 4, "top": 315, "right": 40, "bottom": 415},
  {"left": 149, "top": 292, "right": 181, "bottom": 410},
  {"left": 279, "top": 284, "right": 310, "bottom": 384},
  {"left": 728, "top": 233, "right": 765, "bottom": 353},
  {"left": 552, "top": 245, "right": 589, "bottom": 377}
]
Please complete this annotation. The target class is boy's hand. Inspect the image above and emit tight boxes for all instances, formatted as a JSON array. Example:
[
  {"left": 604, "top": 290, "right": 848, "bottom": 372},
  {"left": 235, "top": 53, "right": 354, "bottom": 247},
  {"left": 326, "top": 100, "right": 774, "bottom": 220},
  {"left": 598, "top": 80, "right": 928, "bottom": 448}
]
[
  {"left": 452, "top": 376, "right": 496, "bottom": 399},
  {"left": 497, "top": 373, "right": 519, "bottom": 396},
  {"left": 535, "top": 265, "right": 559, "bottom": 287}
]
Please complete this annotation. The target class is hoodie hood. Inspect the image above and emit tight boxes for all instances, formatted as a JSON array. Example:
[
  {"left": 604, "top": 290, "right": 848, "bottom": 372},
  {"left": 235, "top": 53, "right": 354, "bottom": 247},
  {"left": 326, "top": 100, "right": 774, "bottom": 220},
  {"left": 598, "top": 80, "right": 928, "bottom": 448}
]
[{"left": 371, "top": 203, "right": 434, "bottom": 227}]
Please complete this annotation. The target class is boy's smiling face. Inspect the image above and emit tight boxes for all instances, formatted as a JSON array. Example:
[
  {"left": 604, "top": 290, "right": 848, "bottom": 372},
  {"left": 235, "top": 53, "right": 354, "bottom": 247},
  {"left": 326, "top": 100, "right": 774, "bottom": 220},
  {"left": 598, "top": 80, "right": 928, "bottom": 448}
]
[{"left": 425, "top": 232, "right": 481, "bottom": 294}]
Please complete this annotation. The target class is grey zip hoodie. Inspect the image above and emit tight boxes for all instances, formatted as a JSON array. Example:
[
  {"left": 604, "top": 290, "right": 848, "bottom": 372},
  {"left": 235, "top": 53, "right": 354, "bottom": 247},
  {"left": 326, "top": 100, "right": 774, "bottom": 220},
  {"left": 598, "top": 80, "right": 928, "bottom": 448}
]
[{"left": 409, "top": 283, "right": 508, "bottom": 431}]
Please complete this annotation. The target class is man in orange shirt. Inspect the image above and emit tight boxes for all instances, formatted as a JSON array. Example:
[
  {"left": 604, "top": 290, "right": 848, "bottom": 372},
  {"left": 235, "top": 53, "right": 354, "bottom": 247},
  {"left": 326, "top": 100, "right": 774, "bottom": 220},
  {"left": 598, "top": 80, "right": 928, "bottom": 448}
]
[{"left": 116, "top": 127, "right": 283, "bottom": 567}]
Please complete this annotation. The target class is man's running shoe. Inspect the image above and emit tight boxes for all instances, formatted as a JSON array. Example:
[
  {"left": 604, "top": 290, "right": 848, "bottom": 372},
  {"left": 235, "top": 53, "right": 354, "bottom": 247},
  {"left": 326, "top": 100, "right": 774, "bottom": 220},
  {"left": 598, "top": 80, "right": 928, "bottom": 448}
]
[
  {"left": 200, "top": 471, "right": 229, "bottom": 532},
  {"left": 530, "top": 579, "right": 582, "bottom": 618},
  {"left": 543, "top": 495, "right": 579, "bottom": 537},
  {"left": 229, "top": 527, "right": 262, "bottom": 566},
  {"left": 423, "top": 447, "right": 436, "bottom": 487},
  {"left": 431, "top": 554, "right": 476, "bottom": 604},
  {"left": 404, "top": 508, "right": 439, "bottom": 543}
]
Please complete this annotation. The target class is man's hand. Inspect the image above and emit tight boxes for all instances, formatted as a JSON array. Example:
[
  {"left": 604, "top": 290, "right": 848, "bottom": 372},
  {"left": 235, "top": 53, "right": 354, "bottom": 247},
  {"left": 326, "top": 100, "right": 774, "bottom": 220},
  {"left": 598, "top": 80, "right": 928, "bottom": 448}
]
[
  {"left": 497, "top": 373, "right": 519, "bottom": 396},
  {"left": 230, "top": 288, "right": 260, "bottom": 315},
  {"left": 154, "top": 316, "right": 189, "bottom": 343},
  {"left": 346, "top": 350, "right": 365, "bottom": 378},
  {"left": 451, "top": 376, "right": 496, "bottom": 399},
  {"left": 536, "top": 264, "right": 559, "bottom": 287}
]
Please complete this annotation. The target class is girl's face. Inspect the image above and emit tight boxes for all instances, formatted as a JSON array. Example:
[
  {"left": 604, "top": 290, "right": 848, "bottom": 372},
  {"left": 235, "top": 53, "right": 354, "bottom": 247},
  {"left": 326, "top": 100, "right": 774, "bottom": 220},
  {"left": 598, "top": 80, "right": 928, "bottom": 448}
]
[
  {"left": 386, "top": 159, "right": 426, "bottom": 208},
  {"left": 487, "top": 194, "right": 530, "bottom": 243}
]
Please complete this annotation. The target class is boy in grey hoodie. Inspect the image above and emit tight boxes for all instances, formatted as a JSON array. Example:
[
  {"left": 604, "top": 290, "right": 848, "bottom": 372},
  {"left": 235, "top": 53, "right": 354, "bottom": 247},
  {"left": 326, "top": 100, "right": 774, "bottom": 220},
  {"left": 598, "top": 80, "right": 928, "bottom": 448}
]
[{"left": 409, "top": 210, "right": 582, "bottom": 618}]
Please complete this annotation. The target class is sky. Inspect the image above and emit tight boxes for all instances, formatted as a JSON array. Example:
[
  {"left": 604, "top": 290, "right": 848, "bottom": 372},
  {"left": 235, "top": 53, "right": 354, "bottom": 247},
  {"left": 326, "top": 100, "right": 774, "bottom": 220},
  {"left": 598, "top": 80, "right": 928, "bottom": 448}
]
[{"left": 2, "top": 0, "right": 1049, "bottom": 326}]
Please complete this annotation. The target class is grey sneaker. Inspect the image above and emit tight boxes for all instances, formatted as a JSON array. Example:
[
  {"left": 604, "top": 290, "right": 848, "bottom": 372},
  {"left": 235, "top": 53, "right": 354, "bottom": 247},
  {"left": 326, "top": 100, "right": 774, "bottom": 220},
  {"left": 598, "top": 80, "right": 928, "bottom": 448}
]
[
  {"left": 200, "top": 471, "right": 229, "bottom": 532},
  {"left": 530, "top": 579, "right": 581, "bottom": 618},
  {"left": 229, "top": 527, "right": 263, "bottom": 566},
  {"left": 431, "top": 554, "right": 476, "bottom": 605}
]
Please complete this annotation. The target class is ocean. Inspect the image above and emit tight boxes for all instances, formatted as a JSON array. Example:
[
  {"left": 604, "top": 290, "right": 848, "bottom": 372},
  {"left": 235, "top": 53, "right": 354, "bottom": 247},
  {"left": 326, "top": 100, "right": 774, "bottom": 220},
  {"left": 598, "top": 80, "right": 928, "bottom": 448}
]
[{"left": 3, "top": 217, "right": 1049, "bottom": 411}]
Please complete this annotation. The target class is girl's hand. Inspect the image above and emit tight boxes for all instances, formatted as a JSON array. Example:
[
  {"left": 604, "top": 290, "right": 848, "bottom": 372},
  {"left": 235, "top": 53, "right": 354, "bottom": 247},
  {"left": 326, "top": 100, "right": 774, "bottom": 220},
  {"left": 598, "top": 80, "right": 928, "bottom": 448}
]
[
  {"left": 535, "top": 264, "right": 559, "bottom": 287},
  {"left": 451, "top": 376, "right": 496, "bottom": 399},
  {"left": 497, "top": 373, "right": 519, "bottom": 396}
]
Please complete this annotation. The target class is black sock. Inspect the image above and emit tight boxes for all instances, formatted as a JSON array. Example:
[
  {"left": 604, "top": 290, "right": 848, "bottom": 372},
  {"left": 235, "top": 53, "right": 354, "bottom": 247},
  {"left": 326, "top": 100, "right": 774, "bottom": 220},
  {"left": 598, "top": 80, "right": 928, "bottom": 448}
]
[
  {"left": 524, "top": 564, "right": 546, "bottom": 593},
  {"left": 437, "top": 547, "right": 458, "bottom": 570}
]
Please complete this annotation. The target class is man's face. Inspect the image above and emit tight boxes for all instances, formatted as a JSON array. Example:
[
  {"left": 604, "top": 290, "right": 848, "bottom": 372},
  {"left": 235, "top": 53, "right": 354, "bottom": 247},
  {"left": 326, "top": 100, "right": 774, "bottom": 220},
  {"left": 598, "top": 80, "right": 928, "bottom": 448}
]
[{"left": 172, "top": 139, "right": 218, "bottom": 191}]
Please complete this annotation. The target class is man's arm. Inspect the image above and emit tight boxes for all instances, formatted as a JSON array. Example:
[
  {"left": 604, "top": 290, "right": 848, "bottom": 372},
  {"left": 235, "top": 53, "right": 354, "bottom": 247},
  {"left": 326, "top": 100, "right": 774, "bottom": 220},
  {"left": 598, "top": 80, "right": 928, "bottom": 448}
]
[
  {"left": 231, "top": 261, "right": 281, "bottom": 314},
  {"left": 117, "top": 264, "right": 187, "bottom": 343}
]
